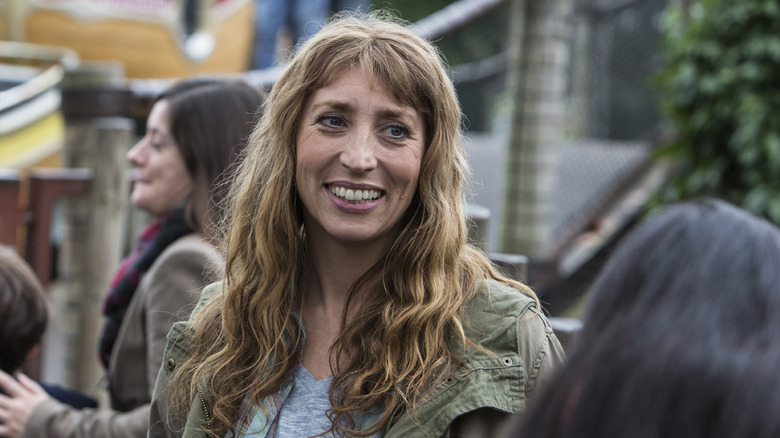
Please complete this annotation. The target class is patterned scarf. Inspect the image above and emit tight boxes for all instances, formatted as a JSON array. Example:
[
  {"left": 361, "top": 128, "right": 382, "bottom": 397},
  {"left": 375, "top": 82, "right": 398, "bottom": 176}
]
[{"left": 98, "top": 207, "right": 192, "bottom": 368}]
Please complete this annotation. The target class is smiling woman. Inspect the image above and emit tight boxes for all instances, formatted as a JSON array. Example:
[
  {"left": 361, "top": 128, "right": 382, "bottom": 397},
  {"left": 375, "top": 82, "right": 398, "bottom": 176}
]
[{"left": 149, "top": 12, "right": 564, "bottom": 438}]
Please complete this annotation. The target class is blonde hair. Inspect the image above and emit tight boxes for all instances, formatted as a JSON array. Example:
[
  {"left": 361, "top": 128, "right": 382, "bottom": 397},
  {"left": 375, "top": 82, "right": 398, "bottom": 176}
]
[{"left": 170, "top": 11, "right": 538, "bottom": 437}]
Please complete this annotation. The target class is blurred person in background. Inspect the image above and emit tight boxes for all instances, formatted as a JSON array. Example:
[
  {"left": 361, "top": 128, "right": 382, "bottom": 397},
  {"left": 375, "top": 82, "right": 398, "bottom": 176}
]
[
  {"left": 0, "top": 78, "right": 264, "bottom": 438},
  {"left": 0, "top": 245, "right": 97, "bottom": 410},
  {"left": 251, "top": 0, "right": 330, "bottom": 69},
  {"left": 505, "top": 198, "right": 780, "bottom": 438}
]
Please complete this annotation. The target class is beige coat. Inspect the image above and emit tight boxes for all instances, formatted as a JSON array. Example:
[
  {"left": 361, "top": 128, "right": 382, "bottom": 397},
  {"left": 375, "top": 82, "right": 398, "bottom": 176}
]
[{"left": 25, "top": 234, "right": 223, "bottom": 438}]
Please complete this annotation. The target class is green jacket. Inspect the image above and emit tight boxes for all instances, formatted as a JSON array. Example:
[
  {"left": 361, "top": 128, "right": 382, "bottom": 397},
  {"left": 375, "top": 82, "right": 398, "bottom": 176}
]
[{"left": 148, "top": 280, "right": 564, "bottom": 438}]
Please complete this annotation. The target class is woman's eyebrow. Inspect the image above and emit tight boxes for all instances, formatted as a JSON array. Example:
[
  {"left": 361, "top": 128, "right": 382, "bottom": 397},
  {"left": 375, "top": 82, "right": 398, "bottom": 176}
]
[
  {"left": 377, "top": 107, "right": 415, "bottom": 121},
  {"left": 310, "top": 100, "right": 352, "bottom": 112}
]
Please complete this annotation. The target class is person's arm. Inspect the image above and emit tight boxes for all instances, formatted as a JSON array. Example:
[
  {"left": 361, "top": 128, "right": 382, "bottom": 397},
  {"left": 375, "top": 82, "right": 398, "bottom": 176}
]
[
  {"left": 142, "top": 240, "right": 219, "bottom": 395},
  {"left": 148, "top": 358, "right": 175, "bottom": 438},
  {"left": 25, "top": 399, "right": 149, "bottom": 438},
  {"left": 147, "top": 343, "right": 191, "bottom": 438},
  {"left": 0, "top": 372, "right": 48, "bottom": 438},
  {"left": 0, "top": 372, "right": 149, "bottom": 438}
]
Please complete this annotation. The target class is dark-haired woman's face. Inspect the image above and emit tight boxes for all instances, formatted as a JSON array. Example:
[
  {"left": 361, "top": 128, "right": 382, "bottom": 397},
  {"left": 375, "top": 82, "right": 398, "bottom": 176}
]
[
  {"left": 127, "top": 100, "right": 194, "bottom": 217},
  {"left": 295, "top": 67, "right": 425, "bottom": 248}
]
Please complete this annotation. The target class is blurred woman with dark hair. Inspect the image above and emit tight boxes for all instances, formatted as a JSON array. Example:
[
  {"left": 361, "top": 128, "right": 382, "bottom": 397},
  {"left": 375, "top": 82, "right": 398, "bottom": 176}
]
[
  {"left": 0, "top": 78, "right": 264, "bottom": 438},
  {"left": 506, "top": 198, "right": 780, "bottom": 438}
]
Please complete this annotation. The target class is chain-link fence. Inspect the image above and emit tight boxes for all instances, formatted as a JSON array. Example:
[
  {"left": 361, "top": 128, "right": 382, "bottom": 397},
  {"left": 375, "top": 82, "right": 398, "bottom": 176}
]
[{"left": 432, "top": 0, "right": 671, "bottom": 289}]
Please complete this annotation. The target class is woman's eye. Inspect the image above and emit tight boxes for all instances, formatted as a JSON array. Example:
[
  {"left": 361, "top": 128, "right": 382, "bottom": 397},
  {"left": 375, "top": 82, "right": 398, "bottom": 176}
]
[
  {"left": 317, "top": 115, "right": 345, "bottom": 129},
  {"left": 385, "top": 124, "right": 409, "bottom": 140}
]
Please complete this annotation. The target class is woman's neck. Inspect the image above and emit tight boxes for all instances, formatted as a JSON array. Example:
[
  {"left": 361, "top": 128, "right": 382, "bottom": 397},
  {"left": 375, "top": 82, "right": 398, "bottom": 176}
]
[
  {"left": 302, "top": 237, "right": 383, "bottom": 315},
  {"left": 300, "top": 238, "right": 384, "bottom": 379}
]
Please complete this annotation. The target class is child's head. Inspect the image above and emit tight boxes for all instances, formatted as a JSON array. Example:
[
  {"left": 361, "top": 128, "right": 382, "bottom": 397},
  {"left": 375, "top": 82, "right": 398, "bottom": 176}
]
[{"left": 0, "top": 245, "right": 49, "bottom": 374}]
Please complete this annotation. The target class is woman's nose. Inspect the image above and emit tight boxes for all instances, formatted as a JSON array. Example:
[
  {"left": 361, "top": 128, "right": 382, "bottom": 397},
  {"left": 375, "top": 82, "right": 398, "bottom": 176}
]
[
  {"left": 340, "top": 131, "right": 377, "bottom": 172},
  {"left": 126, "top": 140, "right": 146, "bottom": 166}
]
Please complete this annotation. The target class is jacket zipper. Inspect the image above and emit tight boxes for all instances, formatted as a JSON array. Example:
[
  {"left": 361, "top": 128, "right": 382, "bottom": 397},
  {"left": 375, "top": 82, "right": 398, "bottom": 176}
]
[{"left": 197, "top": 388, "right": 213, "bottom": 434}]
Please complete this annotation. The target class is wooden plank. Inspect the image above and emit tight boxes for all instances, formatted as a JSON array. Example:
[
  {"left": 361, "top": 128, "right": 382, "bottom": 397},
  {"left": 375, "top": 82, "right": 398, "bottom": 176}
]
[
  {"left": 25, "top": 168, "right": 91, "bottom": 286},
  {"left": 0, "top": 169, "right": 22, "bottom": 249}
]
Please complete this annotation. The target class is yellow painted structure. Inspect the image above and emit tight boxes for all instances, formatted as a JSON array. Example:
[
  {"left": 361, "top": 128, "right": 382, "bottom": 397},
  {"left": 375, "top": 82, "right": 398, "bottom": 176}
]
[
  {"left": 2, "top": 0, "right": 253, "bottom": 78},
  {"left": 1, "top": 42, "right": 76, "bottom": 170},
  {"left": 0, "top": 112, "right": 63, "bottom": 169}
]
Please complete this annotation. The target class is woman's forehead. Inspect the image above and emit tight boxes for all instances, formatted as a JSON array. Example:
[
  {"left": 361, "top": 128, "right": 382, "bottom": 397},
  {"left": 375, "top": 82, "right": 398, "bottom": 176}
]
[{"left": 314, "top": 64, "right": 423, "bottom": 111}]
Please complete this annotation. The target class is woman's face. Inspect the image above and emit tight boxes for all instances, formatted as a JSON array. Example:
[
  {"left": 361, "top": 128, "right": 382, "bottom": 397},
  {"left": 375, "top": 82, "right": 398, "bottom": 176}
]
[
  {"left": 127, "top": 99, "right": 194, "bottom": 217},
  {"left": 295, "top": 67, "right": 425, "bottom": 248}
]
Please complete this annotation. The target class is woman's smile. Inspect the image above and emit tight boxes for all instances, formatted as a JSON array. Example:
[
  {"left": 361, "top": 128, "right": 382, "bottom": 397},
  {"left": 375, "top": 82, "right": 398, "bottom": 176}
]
[{"left": 327, "top": 184, "right": 383, "bottom": 204}]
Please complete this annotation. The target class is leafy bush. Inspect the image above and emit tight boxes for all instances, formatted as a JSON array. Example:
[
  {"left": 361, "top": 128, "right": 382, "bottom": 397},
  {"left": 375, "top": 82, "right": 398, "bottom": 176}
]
[{"left": 654, "top": 0, "right": 780, "bottom": 221}]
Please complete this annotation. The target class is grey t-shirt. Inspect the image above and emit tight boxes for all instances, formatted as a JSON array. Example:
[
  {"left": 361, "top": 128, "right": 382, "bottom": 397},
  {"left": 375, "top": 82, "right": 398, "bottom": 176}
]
[{"left": 274, "top": 366, "right": 334, "bottom": 438}]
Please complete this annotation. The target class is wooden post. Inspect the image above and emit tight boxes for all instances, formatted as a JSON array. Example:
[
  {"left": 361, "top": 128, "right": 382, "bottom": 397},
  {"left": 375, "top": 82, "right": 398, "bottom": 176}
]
[
  {"left": 51, "top": 61, "right": 134, "bottom": 399},
  {"left": 0, "top": 169, "right": 21, "bottom": 249},
  {"left": 25, "top": 169, "right": 91, "bottom": 287},
  {"left": 23, "top": 169, "right": 91, "bottom": 380},
  {"left": 55, "top": 117, "right": 133, "bottom": 398},
  {"left": 501, "top": 0, "right": 573, "bottom": 279}
]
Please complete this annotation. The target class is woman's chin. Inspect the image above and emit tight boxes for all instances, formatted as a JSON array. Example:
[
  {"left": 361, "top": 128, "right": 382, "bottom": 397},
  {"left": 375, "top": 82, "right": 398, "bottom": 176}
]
[{"left": 130, "top": 197, "right": 157, "bottom": 216}]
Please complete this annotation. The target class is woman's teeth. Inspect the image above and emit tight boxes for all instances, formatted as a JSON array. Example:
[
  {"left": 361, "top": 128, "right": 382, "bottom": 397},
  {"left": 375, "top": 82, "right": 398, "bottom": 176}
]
[{"left": 329, "top": 186, "right": 381, "bottom": 203}]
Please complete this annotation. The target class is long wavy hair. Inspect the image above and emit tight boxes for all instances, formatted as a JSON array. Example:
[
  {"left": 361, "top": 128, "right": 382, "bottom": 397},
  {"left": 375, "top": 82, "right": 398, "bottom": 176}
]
[{"left": 170, "top": 12, "right": 538, "bottom": 437}]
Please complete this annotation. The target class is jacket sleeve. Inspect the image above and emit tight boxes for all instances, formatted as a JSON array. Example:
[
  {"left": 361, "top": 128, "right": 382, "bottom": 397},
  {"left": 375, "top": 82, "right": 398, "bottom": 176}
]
[
  {"left": 23, "top": 399, "right": 149, "bottom": 438},
  {"left": 143, "top": 242, "right": 220, "bottom": 396},
  {"left": 441, "top": 308, "right": 565, "bottom": 437},
  {"left": 515, "top": 308, "right": 565, "bottom": 400}
]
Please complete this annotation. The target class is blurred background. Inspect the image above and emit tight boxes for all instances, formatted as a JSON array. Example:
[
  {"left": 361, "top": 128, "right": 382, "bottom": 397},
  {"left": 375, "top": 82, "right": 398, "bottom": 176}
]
[{"left": 2, "top": 0, "right": 776, "bottom": 402}]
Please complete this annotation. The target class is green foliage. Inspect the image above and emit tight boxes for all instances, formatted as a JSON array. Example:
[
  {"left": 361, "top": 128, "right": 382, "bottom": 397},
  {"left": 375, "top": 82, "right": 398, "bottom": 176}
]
[
  {"left": 434, "top": 3, "right": 508, "bottom": 65},
  {"left": 654, "top": 0, "right": 780, "bottom": 222}
]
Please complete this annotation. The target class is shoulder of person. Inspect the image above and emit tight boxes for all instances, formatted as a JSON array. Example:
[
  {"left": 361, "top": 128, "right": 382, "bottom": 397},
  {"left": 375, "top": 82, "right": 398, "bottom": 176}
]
[
  {"left": 195, "top": 280, "right": 223, "bottom": 309},
  {"left": 161, "top": 281, "right": 223, "bottom": 374},
  {"left": 461, "top": 278, "right": 554, "bottom": 372},
  {"left": 155, "top": 233, "right": 223, "bottom": 265},
  {"left": 464, "top": 279, "right": 537, "bottom": 324},
  {"left": 386, "top": 280, "right": 543, "bottom": 438},
  {"left": 145, "top": 234, "right": 224, "bottom": 284},
  {"left": 164, "top": 280, "right": 223, "bottom": 346}
]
